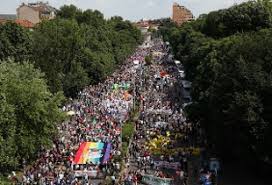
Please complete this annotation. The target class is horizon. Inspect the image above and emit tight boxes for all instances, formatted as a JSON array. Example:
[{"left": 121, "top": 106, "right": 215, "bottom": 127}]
[{"left": 0, "top": 0, "right": 248, "bottom": 21}]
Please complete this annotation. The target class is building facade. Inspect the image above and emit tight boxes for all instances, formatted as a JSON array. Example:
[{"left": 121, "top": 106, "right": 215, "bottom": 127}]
[
  {"left": 172, "top": 2, "right": 193, "bottom": 25},
  {"left": 17, "top": 2, "right": 56, "bottom": 24}
]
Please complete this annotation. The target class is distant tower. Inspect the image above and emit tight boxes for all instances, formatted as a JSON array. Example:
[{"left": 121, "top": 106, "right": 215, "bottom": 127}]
[{"left": 172, "top": 2, "right": 194, "bottom": 25}]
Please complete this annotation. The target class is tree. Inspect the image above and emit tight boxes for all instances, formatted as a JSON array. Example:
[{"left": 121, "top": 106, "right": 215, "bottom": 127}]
[
  {"left": 32, "top": 19, "right": 87, "bottom": 96},
  {"left": 160, "top": 0, "right": 272, "bottom": 163},
  {"left": 63, "top": 61, "right": 90, "bottom": 97},
  {"left": 202, "top": 0, "right": 272, "bottom": 38},
  {"left": 57, "top": 5, "right": 81, "bottom": 19},
  {"left": 0, "top": 4, "right": 143, "bottom": 175},
  {"left": 0, "top": 60, "right": 65, "bottom": 173},
  {"left": 0, "top": 22, "right": 31, "bottom": 62},
  {"left": 33, "top": 7, "right": 142, "bottom": 97},
  {"left": 0, "top": 96, "right": 17, "bottom": 173}
]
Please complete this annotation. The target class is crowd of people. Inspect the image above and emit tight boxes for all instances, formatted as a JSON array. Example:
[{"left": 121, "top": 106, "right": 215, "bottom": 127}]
[
  {"left": 13, "top": 36, "right": 210, "bottom": 185},
  {"left": 121, "top": 39, "right": 202, "bottom": 185},
  {"left": 18, "top": 39, "right": 152, "bottom": 185}
]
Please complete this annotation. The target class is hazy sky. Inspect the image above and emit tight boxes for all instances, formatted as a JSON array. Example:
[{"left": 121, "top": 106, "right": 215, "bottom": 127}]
[{"left": 0, "top": 0, "right": 248, "bottom": 21}]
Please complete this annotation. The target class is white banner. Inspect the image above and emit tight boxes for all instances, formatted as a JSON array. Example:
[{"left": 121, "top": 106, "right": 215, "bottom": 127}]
[{"left": 141, "top": 174, "right": 173, "bottom": 185}]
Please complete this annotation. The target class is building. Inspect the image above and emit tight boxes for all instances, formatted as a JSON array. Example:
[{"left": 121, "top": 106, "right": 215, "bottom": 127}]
[
  {"left": 17, "top": 1, "right": 56, "bottom": 24},
  {"left": 0, "top": 19, "right": 34, "bottom": 29},
  {"left": 0, "top": 13, "right": 34, "bottom": 29},
  {"left": 15, "top": 19, "right": 34, "bottom": 29},
  {"left": 172, "top": 2, "right": 193, "bottom": 25},
  {"left": 134, "top": 19, "right": 161, "bottom": 34},
  {"left": 135, "top": 19, "right": 150, "bottom": 34}
]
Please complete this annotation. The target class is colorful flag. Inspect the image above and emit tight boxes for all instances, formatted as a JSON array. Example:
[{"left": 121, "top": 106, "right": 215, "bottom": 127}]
[
  {"left": 73, "top": 142, "right": 105, "bottom": 165},
  {"left": 102, "top": 143, "right": 112, "bottom": 164}
]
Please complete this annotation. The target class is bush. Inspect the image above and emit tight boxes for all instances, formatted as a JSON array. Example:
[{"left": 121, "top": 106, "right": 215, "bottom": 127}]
[{"left": 122, "top": 122, "right": 134, "bottom": 143}]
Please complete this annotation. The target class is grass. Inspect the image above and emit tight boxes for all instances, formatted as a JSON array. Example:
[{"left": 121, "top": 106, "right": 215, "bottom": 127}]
[
  {"left": 121, "top": 141, "right": 129, "bottom": 156},
  {"left": 122, "top": 122, "right": 134, "bottom": 143}
]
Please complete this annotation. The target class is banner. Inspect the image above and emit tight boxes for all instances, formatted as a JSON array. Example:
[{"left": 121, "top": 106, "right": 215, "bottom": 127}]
[
  {"left": 102, "top": 143, "right": 112, "bottom": 164},
  {"left": 141, "top": 174, "right": 173, "bottom": 185},
  {"left": 154, "top": 161, "right": 181, "bottom": 170},
  {"left": 113, "top": 84, "right": 119, "bottom": 90},
  {"left": 74, "top": 170, "right": 98, "bottom": 178},
  {"left": 123, "top": 83, "right": 130, "bottom": 90},
  {"left": 73, "top": 142, "right": 111, "bottom": 165},
  {"left": 112, "top": 83, "right": 130, "bottom": 90}
]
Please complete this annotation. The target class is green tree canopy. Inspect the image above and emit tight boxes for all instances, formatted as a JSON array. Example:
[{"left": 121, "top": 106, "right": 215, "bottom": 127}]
[
  {"left": 0, "top": 60, "right": 65, "bottom": 173},
  {"left": 0, "top": 4, "right": 142, "bottom": 176},
  {"left": 0, "top": 22, "right": 32, "bottom": 62},
  {"left": 32, "top": 19, "right": 87, "bottom": 96},
  {"left": 31, "top": 6, "right": 142, "bottom": 97},
  {"left": 160, "top": 0, "right": 272, "bottom": 163}
]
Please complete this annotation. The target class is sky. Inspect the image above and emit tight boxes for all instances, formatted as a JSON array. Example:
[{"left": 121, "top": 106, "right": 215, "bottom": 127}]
[{"left": 0, "top": 0, "right": 249, "bottom": 21}]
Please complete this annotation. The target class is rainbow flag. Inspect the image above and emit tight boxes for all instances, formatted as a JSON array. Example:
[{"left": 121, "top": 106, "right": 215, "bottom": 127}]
[
  {"left": 102, "top": 143, "right": 112, "bottom": 164},
  {"left": 73, "top": 142, "right": 105, "bottom": 165}
]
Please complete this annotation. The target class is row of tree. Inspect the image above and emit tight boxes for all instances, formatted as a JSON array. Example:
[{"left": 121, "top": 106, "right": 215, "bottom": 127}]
[
  {"left": 0, "top": 5, "right": 142, "bottom": 97},
  {"left": 0, "top": 5, "right": 142, "bottom": 173},
  {"left": 160, "top": 0, "right": 272, "bottom": 163},
  {"left": 0, "top": 61, "right": 65, "bottom": 173}
]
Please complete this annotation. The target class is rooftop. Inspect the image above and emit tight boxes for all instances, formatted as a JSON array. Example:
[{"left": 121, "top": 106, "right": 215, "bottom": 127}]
[
  {"left": 173, "top": 2, "right": 185, "bottom": 8},
  {"left": 19, "top": 1, "right": 56, "bottom": 13},
  {"left": 15, "top": 19, "right": 34, "bottom": 28},
  {"left": 0, "top": 19, "right": 34, "bottom": 28}
]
